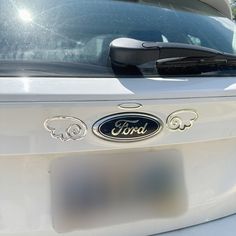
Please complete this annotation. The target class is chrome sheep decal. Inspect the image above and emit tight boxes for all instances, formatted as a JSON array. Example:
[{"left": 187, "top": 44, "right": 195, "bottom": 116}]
[
  {"left": 44, "top": 116, "right": 87, "bottom": 141},
  {"left": 166, "top": 110, "right": 198, "bottom": 131}
]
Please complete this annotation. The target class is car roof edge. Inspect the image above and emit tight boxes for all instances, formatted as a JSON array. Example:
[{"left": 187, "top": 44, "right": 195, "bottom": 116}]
[{"left": 200, "top": 0, "right": 232, "bottom": 19}]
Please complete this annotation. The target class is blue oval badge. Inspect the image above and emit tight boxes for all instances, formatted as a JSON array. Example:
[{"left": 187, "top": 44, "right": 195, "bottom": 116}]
[{"left": 93, "top": 113, "right": 163, "bottom": 142}]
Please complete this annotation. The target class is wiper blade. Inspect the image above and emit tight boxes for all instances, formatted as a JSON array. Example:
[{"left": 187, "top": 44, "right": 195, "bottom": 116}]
[
  {"left": 109, "top": 37, "right": 236, "bottom": 66},
  {"left": 156, "top": 56, "right": 236, "bottom": 75}
]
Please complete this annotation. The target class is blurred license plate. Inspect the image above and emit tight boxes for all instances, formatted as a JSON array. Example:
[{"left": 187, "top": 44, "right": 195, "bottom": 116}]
[{"left": 51, "top": 149, "right": 186, "bottom": 232}]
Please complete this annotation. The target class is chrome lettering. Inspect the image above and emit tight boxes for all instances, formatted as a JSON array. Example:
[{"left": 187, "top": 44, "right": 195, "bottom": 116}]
[{"left": 111, "top": 119, "right": 148, "bottom": 136}]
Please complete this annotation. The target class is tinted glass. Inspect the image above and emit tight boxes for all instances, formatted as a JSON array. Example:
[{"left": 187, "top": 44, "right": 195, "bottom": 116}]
[{"left": 0, "top": 0, "right": 236, "bottom": 76}]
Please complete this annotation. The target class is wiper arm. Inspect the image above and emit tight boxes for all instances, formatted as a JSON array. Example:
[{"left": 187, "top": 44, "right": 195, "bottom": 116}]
[{"left": 109, "top": 37, "right": 236, "bottom": 66}]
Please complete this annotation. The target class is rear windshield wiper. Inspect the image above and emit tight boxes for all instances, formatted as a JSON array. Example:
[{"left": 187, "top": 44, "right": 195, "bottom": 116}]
[
  {"left": 109, "top": 38, "right": 236, "bottom": 75},
  {"left": 156, "top": 56, "right": 236, "bottom": 75}
]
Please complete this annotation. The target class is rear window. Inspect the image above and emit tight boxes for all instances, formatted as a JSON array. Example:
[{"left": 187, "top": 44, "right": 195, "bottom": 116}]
[{"left": 0, "top": 0, "right": 236, "bottom": 76}]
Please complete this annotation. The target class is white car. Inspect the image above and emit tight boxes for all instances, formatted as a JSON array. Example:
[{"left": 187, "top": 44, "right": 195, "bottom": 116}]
[{"left": 0, "top": 0, "right": 236, "bottom": 235}]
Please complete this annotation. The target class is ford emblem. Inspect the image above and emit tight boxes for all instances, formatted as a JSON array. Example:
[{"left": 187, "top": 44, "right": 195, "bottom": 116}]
[{"left": 93, "top": 113, "right": 163, "bottom": 142}]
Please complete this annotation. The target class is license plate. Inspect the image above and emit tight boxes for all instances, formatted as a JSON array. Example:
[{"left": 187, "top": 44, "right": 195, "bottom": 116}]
[{"left": 51, "top": 149, "right": 186, "bottom": 233}]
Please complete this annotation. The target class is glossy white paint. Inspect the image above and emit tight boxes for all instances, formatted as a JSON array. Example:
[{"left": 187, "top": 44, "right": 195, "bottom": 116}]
[
  {"left": 0, "top": 95, "right": 236, "bottom": 154},
  {"left": 159, "top": 213, "right": 236, "bottom": 236},
  {"left": 0, "top": 141, "right": 236, "bottom": 236},
  {"left": 0, "top": 76, "right": 236, "bottom": 101},
  {"left": 0, "top": 75, "right": 235, "bottom": 235}
]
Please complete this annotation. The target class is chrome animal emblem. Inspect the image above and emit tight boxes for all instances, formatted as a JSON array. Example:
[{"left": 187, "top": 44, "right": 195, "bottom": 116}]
[
  {"left": 44, "top": 116, "right": 87, "bottom": 141},
  {"left": 93, "top": 113, "right": 163, "bottom": 142},
  {"left": 167, "top": 110, "right": 198, "bottom": 131}
]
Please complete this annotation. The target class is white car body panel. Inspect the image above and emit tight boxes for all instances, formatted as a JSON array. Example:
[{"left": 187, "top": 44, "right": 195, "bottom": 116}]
[
  {"left": 0, "top": 0, "right": 235, "bottom": 235},
  {"left": 0, "top": 76, "right": 235, "bottom": 235},
  {"left": 0, "top": 76, "right": 236, "bottom": 102}
]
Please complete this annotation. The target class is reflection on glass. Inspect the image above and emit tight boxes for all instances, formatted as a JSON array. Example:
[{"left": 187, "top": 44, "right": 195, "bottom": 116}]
[{"left": 18, "top": 9, "right": 33, "bottom": 23}]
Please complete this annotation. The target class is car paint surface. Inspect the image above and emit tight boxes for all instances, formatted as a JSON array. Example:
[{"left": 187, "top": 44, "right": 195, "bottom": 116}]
[
  {"left": 0, "top": 0, "right": 235, "bottom": 235},
  {"left": 0, "top": 75, "right": 235, "bottom": 235}
]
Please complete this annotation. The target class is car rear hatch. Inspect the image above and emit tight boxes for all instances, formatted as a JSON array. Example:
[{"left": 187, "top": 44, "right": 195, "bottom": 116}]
[{"left": 0, "top": 76, "right": 236, "bottom": 235}]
